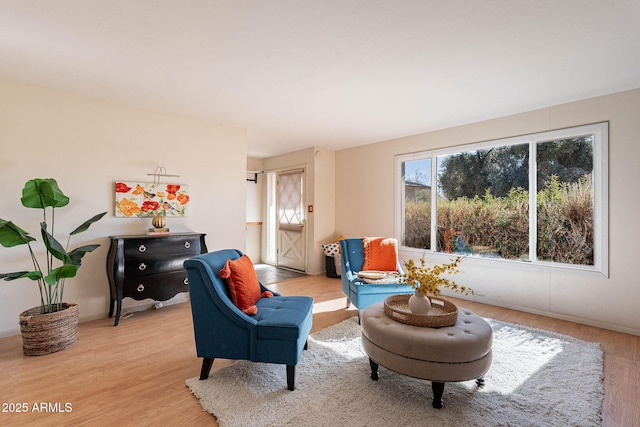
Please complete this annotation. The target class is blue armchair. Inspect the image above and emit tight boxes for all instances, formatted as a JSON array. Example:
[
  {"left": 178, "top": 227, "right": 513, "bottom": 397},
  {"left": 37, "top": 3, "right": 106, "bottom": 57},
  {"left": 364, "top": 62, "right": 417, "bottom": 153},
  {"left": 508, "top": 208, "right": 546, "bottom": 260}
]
[
  {"left": 184, "top": 249, "right": 313, "bottom": 391},
  {"left": 340, "top": 238, "right": 414, "bottom": 318}
]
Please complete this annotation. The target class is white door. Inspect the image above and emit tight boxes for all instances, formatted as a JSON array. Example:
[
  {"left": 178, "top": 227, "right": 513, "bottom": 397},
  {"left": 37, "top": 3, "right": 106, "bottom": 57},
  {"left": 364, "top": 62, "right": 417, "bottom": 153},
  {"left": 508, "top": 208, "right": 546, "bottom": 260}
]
[{"left": 277, "top": 169, "right": 306, "bottom": 272}]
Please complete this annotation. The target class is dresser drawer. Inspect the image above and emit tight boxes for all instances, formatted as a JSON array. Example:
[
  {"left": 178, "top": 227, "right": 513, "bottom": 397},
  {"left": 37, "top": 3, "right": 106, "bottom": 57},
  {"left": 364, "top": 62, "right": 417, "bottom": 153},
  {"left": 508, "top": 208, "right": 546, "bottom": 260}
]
[
  {"left": 124, "top": 255, "right": 193, "bottom": 277},
  {"left": 123, "top": 270, "right": 190, "bottom": 301},
  {"left": 123, "top": 236, "right": 202, "bottom": 258}
]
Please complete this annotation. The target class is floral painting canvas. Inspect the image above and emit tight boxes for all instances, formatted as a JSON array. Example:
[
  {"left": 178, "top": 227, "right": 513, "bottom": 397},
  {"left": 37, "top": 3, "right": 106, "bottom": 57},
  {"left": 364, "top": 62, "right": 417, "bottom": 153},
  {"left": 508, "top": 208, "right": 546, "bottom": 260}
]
[{"left": 114, "top": 181, "right": 189, "bottom": 217}]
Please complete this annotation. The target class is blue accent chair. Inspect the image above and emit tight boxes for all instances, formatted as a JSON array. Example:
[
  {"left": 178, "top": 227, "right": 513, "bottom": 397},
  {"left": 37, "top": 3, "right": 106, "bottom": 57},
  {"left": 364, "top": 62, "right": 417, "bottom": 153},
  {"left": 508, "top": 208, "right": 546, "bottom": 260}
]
[
  {"left": 184, "top": 249, "right": 313, "bottom": 391},
  {"left": 340, "top": 238, "right": 414, "bottom": 319}
]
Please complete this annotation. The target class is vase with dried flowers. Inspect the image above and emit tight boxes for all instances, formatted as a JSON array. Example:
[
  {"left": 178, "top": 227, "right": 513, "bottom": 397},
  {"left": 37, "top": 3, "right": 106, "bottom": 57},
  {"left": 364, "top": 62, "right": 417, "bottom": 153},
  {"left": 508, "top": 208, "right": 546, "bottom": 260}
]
[{"left": 400, "top": 256, "right": 473, "bottom": 314}]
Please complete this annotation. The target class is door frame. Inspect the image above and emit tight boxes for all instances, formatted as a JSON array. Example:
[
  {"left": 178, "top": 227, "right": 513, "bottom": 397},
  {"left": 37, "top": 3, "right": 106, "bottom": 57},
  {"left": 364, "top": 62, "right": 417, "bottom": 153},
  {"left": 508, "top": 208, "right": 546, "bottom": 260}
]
[{"left": 265, "top": 166, "right": 308, "bottom": 272}]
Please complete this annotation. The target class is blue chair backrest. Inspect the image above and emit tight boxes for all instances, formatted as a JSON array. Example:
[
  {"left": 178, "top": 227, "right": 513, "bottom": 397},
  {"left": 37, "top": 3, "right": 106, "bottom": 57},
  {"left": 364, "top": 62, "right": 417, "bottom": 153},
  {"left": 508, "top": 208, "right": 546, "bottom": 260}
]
[
  {"left": 340, "top": 238, "right": 365, "bottom": 274},
  {"left": 185, "top": 249, "right": 241, "bottom": 306},
  {"left": 184, "top": 249, "right": 261, "bottom": 359},
  {"left": 340, "top": 238, "right": 404, "bottom": 276}
]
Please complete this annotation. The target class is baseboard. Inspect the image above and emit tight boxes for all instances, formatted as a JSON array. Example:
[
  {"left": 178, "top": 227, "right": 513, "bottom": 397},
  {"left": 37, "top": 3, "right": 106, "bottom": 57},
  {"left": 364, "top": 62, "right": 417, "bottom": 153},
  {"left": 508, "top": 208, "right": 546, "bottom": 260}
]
[{"left": 451, "top": 294, "right": 640, "bottom": 337}]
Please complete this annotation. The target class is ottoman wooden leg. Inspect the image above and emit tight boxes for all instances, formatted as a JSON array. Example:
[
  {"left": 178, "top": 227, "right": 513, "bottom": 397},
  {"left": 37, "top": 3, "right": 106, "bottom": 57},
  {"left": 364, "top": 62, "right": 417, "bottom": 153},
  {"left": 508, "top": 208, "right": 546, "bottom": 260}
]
[
  {"left": 476, "top": 377, "right": 485, "bottom": 387},
  {"left": 432, "top": 382, "right": 445, "bottom": 409},
  {"left": 369, "top": 358, "right": 379, "bottom": 381}
]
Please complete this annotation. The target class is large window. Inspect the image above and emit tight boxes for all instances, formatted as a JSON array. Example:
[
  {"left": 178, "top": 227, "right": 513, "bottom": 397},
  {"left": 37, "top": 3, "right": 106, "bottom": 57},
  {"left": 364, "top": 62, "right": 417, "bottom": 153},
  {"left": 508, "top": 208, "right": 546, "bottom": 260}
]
[{"left": 395, "top": 123, "right": 608, "bottom": 275}]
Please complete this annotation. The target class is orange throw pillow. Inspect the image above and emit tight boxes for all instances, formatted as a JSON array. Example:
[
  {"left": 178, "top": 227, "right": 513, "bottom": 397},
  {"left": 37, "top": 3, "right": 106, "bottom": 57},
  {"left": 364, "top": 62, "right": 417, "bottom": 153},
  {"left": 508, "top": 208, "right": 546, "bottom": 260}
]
[
  {"left": 362, "top": 237, "right": 398, "bottom": 272},
  {"left": 219, "top": 254, "right": 273, "bottom": 315}
]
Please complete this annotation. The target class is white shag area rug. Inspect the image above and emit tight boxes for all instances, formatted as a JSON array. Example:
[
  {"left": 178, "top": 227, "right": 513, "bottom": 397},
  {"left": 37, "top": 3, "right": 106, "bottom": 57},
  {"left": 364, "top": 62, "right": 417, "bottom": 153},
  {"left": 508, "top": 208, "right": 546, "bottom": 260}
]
[{"left": 186, "top": 317, "right": 603, "bottom": 427}]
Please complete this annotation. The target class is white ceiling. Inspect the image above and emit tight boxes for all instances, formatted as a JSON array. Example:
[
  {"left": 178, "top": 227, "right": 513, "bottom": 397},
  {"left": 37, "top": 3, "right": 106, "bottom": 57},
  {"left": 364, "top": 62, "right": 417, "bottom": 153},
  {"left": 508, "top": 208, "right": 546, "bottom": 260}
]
[{"left": 1, "top": 1, "right": 639, "bottom": 158}]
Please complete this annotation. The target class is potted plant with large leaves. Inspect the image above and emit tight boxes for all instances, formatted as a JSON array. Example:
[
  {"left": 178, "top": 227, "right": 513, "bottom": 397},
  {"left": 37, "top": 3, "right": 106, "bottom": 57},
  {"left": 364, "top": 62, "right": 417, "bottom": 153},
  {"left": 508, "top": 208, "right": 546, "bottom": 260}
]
[{"left": 0, "top": 178, "right": 106, "bottom": 355}]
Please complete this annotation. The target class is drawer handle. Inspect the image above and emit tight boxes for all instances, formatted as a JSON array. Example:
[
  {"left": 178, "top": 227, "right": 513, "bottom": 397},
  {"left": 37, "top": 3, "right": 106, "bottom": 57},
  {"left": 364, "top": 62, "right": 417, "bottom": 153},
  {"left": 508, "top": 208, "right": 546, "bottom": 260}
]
[
  {"left": 184, "top": 277, "right": 189, "bottom": 285},
  {"left": 138, "top": 263, "right": 147, "bottom": 271},
  {"left": 184, "top": 242, "right": 191, "bottom": 249},
  {"left": 137, "top": 284, "right": 145, "bottom": 292},
  {"left": 138, "top": 244, "right": 147, "bottom": 253}
]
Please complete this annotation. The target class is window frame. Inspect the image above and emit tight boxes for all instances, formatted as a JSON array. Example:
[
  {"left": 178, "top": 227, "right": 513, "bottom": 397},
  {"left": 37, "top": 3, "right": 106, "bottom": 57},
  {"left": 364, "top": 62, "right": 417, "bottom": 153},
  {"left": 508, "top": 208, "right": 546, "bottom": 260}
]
[{"left": 395, "top": 122, "right": 609, "bottom": 277}]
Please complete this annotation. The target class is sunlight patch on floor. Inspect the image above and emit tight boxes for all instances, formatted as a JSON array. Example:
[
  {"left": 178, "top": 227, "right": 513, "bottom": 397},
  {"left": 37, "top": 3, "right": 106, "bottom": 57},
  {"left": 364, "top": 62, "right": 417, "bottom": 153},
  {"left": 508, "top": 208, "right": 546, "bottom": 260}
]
[
  {"left": 312, "top": 298, "right": 356, "bottom": 314},
  {"left": 312, "top": 336, "right": 364, "bottom": 360},
  {"left": 472, "top": 323, "right": 565, "bottom": 395}
]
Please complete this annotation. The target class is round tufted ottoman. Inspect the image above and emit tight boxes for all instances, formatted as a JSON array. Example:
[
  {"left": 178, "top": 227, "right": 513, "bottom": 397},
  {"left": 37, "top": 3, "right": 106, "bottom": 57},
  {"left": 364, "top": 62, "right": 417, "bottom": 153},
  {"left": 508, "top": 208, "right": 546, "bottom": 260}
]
[{"left": 361, "top": 301, "right": 493, "bottom": 408}]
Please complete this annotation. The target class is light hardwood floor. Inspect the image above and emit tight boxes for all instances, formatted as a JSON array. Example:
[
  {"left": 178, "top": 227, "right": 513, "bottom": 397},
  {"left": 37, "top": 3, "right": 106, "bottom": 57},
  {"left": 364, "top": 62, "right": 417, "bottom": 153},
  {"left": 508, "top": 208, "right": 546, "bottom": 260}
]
[{"left": 0, "top": 275, "right": 638, "bottom": 426}]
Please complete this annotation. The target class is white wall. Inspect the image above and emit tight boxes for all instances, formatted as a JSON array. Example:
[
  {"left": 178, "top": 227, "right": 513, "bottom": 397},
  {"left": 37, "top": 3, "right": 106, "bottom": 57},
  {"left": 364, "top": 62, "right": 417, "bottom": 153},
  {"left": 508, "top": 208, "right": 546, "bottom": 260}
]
[
  {"left": 0, "top": 78, "right": 247, "bottom": 337},
  {"left": 336, "top": 88, "right": 640, "bottom": 336},
  {"left": 312, "top": 147, "right": 337, "bottom": 274},
  {"left": 246, "top": 157, "right": 263, "bottom": 261}
]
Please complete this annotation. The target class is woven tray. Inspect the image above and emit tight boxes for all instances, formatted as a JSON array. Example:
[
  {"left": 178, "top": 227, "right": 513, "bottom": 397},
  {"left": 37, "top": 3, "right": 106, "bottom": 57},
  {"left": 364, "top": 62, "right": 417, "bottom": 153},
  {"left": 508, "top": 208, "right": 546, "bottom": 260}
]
[{"left": 384, "top": 294, "right": 458, "bottom": 328}]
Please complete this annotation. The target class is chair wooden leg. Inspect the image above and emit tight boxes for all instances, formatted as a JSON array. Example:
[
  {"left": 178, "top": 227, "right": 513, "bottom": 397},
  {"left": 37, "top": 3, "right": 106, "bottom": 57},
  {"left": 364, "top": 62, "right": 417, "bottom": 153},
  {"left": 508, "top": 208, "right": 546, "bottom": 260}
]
[
  {"left": 304, "top": 340, "right": 308, "bottom": 350},
  {"left": 286, "top": 365, "right": 295, "bottom": 391},
  {"left": 346, "top": 298, "right": 350, "bottom": 308},
  {"left": 199, "top": 358, "right": 214, "bottom": 380}
]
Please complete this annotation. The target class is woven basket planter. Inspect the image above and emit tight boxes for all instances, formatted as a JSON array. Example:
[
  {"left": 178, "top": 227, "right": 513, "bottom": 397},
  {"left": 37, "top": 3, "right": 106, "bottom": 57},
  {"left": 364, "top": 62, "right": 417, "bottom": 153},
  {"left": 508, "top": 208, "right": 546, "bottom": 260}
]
[{"left": 19, "top": 303, "right": 79, "bottom": 356}]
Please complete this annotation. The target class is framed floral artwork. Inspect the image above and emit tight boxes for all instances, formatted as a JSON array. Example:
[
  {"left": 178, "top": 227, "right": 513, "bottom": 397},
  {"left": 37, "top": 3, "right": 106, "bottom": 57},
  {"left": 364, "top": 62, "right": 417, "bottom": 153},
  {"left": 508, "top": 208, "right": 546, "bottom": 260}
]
[{"left": 114, "top": 181, "right": 189, "bottom": 217}]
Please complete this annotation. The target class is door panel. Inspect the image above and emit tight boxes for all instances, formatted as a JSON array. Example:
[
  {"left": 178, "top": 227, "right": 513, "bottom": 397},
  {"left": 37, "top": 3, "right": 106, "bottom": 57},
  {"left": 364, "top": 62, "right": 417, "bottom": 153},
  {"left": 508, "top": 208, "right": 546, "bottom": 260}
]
[{"left": 277, "top": 170, "right": 306, "bottom": 272}]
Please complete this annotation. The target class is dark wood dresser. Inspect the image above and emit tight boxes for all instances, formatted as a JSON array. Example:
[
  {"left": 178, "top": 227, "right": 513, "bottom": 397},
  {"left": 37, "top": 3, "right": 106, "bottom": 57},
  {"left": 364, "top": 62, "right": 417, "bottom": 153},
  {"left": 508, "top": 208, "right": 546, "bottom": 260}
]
[{"left": 106, "top": 232, "right": 207, "bottom": 326}]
